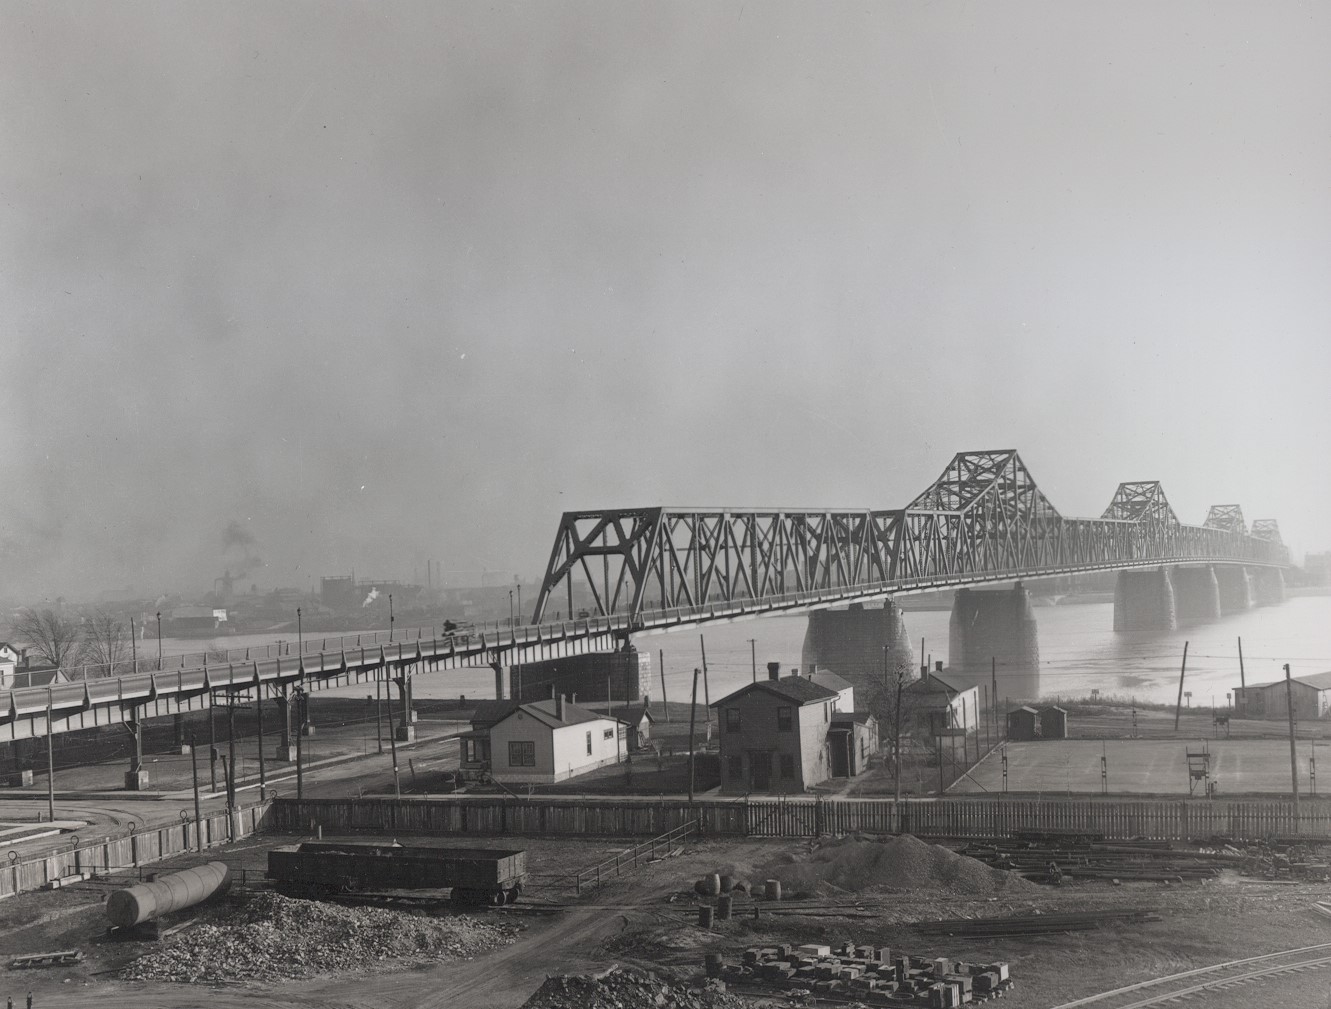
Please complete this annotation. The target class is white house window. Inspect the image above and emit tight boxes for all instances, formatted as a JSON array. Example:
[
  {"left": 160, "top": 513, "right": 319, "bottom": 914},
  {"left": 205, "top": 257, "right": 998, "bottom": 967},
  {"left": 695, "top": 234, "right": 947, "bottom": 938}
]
[
  {"left": 603, "top": 728, "right": 614, "bottom": 740},
  {"left": 776, "top": 706, "right": 793, "bottom": 731},
  {"left": 508, "top": 741, "right": 536, "bottom": 767},
  {"left": 586, "top": 731, "right": 592, "bottom": 755},
  {"left": 726, "top": 708, "right": 741, "bottom": 732}
]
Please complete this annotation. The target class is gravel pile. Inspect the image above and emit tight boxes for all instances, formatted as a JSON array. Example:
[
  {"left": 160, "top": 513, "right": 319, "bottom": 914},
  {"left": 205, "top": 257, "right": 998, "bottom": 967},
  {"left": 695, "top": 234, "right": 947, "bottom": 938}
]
[
  {"left": 522, "top": 967, "right": 746, "bottom": 1009},
  {"left": 766, "top": 833, "right": 1038, "bottom": 897},
  {"left": 121, "top": 892, "right": 518, "bottom": 984}
]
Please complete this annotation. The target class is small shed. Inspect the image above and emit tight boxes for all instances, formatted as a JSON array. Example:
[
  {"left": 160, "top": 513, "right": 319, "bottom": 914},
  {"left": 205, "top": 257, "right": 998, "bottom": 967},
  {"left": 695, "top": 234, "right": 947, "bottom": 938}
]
[
  {"left": 1039, "top": 705, "right": 1068, "bottom": 740},
  {"left": 1007, "top": 706, "right": 1041, "bottom": 742}
]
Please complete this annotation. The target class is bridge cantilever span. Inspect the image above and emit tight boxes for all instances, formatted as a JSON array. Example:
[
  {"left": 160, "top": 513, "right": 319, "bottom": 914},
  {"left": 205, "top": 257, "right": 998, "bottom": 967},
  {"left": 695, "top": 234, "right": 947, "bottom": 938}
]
[{"left": 531, "top": 449, "right": 1290, "bottom": 626}]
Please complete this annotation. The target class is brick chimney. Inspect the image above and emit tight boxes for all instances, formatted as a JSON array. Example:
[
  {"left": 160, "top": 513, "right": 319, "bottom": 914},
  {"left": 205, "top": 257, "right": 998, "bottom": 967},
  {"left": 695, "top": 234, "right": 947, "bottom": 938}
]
[
  {"left": 767, "top": 662, "right": 781, "bottom": 681},
  {"left": 556, "top": 693, "right": 566, "bottom": 721}
]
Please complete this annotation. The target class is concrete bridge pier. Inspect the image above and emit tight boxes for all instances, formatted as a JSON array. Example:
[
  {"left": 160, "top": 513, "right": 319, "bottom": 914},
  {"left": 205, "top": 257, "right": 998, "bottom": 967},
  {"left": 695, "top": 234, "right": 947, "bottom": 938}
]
[
  {"left": 1113, "top": 567, "right": 1177, "bottom": 632},
  {"left": 1251, "top": 567, "right": 1286, "bottom": 606},
  {"left": 1171, "top": 565, "right": 1222, "bottom": 625},
  {"left": 394, "top": 666, "right": 417, "bottom": 742},
  {"left": 273, "top": 690, "right": 297, "bottom": 762},
  {"left": 123, "top": 713, "right": 149, "bottom": 790},
  {"left": 948, "top": 584, "right": 1040, "bottom": 702},
  {"left": 800, "top": 600, "right": 916, "bottom": 720},
  {"left": 1215, "top": 565, "right": 1254, "bottom": 615}
]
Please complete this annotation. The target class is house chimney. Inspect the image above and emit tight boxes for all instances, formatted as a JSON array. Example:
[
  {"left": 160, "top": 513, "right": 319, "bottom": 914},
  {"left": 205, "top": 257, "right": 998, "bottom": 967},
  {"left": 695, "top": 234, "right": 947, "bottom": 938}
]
[
  {"left": 556, "top": 693, "right": 566, "bottom": 721},
  {"left": 767, "top": 662, "right": 781, "bottom": 681},
  {"left": 935, "top": 661, "right": 943, "bottom": 673}
]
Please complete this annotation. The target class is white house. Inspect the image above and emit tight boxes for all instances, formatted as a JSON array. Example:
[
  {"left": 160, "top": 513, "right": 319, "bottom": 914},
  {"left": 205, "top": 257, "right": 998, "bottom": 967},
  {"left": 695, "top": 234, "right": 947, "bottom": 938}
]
[
  {"left": 809, "top": 669, "right": 855, "bottom": 713},
  {"left": 488, "top": 696, "right": 627, "bottom": 784},
  {"left": 0, "top": 643, "right": 22, "bottom": 690}
]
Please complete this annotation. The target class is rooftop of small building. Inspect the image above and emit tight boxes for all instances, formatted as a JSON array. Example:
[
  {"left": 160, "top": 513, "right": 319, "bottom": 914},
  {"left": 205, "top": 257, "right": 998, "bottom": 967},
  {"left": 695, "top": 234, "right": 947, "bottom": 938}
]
[{"left": 711, "top": 674, "right": 840, "bottom": 708}]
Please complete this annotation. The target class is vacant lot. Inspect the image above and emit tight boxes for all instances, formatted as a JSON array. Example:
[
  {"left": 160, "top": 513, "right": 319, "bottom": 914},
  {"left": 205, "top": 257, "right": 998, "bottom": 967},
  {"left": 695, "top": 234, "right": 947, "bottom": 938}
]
[{"left": 951, "top": 737, "right": 1326, "bottom": 796}]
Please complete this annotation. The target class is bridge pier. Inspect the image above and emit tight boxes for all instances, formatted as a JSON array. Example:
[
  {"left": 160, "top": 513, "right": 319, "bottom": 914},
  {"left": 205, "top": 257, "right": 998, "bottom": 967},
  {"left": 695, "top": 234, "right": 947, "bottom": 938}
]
[
  {"left": 1215, "top": 565, "right": 1254, "bottom": 615},
  {"left": 800, "top": 601, "right": 915, "bottom": 720},
  {"left": 394, "top": 666, "right": 417, "bottom": 742},
  {"left": 1172, "top": 565, "right": 1221, "bottom": 625},
  {"left": 1113, "top": 567, "right": 1176, "bottom": 632},
  {"left": 123, "top": 714, "right": 149, "bottom": 790},
  {"left": 948, "top": 583, "right": 1040, "bottom": 701},
  {"left": 273, "top": 691, "right": 297, "bottom": 762},
  {"left": 508, "top": 650, "right": 644, "bottom": 704},
  {"left": 1252, "top": 566, "right": 1286, "bottom": 606}
]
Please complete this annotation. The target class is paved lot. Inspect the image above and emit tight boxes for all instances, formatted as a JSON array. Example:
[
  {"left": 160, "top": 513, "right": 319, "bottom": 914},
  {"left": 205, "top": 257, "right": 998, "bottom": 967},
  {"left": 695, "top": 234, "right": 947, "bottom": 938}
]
[{"left": 951, "top": 738, "right": 1326, "bottom": 796}]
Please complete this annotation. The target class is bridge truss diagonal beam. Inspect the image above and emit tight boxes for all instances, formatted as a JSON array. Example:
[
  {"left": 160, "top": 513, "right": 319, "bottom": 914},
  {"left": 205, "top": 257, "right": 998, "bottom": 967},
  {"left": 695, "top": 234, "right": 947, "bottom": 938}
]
[{"left": 531, "top": 448, "right": 1290, "bottom": 626}]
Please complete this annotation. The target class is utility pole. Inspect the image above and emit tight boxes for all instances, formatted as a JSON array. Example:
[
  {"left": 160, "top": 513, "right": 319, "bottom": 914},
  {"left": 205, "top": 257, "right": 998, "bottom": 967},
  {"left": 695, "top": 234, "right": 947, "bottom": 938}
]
[
  {"left": 189, "top": 730, "right": 202, "bottom": 851},
  {"left": 208, "top": 693, "right": 218, "bottom": 791},
  {"left": 227, "top": 694, "right": 237, "bottom": 811},
  {"left": 893, "top": 670, "right": 905, "bottom": 805},
  {"left": 749, "top": 639, "right": 758, "bottom": 683},
  {"left": 386, "top": 669, "right": 401, "bottom": 797},
  {"left": 156, "top": 611, "right": 163, "bottom": 670},
  {"left": 687, "top": 667, "right": 700, "bottom": 803},
  {"left": 129, "top": 617, "right": 137, "bottom": 674},
  {"left": 1238, "top": 636, "right": 1246, "bottom": 690},
  {"left": 375, "top": 663, "right": 384, "bottom": 753},
  {"left": 659, "top": 649, "right": 669, "bottom": 721},
  {"left": 1285, "top": 663, "right": 1300, "bottom": 821},
  {"left": 699, "top": 634, "right": 711, "bottom": 726},
  {"left": 295, "top": 687, "right": 305, "bottom": 800},
  {"left": 991, "top": 657, "right": 998, "bottom": 745},
  {"left": 256, "top": 685, "right": 267, "bottom": 802},
  {"left": 1172, "top": 642, "right": 1190, "bottom": 732},
  {"left": 45, "top": 688, "right": 55, "bottom": 822}
]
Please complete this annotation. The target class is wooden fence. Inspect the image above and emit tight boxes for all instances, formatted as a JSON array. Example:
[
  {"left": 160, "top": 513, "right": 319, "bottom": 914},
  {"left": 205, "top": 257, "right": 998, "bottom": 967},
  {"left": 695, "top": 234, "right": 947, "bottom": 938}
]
[
  {"left": 271, "top": 795, "right": 1331, "bottom": 844},
  {"left": 1, "top": 802, "right": 272, "bottom": 901}
]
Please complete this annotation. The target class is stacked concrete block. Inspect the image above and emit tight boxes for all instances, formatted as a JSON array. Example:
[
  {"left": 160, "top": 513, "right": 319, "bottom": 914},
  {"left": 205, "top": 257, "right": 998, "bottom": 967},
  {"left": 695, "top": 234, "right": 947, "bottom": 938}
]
[{"left": 719, "top": 944, "right": 1013, "bottom": 1003}]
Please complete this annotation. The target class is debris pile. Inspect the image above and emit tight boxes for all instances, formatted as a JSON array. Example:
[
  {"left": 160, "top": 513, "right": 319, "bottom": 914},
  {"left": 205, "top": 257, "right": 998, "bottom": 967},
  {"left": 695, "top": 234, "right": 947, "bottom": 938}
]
[
  {"left": 121, "top": 892, "right": 517, "bottom": 984},
  {"left": 522, "top": 966, "right": 746, "bottom": 1008},
  {"left": 718, "top": 942, "right": 1013, "bottom": 1004},
  {"left": 765, "top": 834, "right": 1037, "bottom": 897},
  {"left": 961, "top": 832, "right": 1253, "bottom": 883}
]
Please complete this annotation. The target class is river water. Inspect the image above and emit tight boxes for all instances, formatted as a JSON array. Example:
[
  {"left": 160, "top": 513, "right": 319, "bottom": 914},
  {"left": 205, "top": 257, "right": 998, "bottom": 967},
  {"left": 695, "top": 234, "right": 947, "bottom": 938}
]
[{"left": 149, "top": 593, "right": 1331, "bottom": 709}]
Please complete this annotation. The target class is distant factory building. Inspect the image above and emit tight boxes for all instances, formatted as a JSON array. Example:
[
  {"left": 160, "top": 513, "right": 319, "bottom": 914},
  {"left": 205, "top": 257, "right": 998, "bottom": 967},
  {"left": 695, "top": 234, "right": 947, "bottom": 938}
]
[{"left": 1233, "top": 672, "right": 1331, "bottom": 721}]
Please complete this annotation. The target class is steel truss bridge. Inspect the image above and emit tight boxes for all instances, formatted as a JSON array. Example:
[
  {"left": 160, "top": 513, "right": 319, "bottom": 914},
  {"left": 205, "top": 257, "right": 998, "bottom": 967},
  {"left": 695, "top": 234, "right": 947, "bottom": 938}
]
[{"left": 2, "top": 449, "right": 1290, "bottom": 744}]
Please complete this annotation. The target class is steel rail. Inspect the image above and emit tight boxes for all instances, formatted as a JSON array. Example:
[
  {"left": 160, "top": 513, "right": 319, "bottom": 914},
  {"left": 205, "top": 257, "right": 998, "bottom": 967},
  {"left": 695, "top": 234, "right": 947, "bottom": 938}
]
[{"left": 1049, "top": 942, "right": 1331, "bottom": 1008}]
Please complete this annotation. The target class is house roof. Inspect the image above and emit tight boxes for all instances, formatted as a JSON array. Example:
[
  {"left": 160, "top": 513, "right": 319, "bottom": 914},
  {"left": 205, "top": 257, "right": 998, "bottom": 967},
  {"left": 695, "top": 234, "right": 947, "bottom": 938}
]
[
  {"left": 711, "top": 675, "right": 838, "bottom": 709},
  {"left": 810, "top": 669, "right": 853, "bottom": 693},
  {"left": 587, "top": 701, "right": 655, "bottom": 724},
  {"left": 1008, "top": 705, "right": 1040, "bottom": 715},
  {"left": 902, "top": 672, "right": 965, "bottom": 698},
  {"left": 1241, "top": 670, "right": 1331, "bottom": 692},
  {"left": 495, "top": 698, "right": 623, "bottom": 731},
  {"left": 470, "top": 700, "right": 521, "bottom": 728},
  {"left": 1040, "top": 705, "right": 1067, "bottom": 714}
]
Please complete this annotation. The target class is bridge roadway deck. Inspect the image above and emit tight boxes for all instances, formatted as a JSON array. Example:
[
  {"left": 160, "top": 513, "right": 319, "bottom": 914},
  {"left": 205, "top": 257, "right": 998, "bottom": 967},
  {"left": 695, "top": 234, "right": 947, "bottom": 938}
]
[{"left": 2, "top": 555, "right": 1281, "bottom": 744}]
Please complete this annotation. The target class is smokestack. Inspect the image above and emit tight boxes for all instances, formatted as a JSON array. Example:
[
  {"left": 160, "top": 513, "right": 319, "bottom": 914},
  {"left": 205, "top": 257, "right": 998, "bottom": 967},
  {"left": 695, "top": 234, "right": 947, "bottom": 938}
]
[
  {"left": 556, "top": 693, "right": 565, "bottom": 721},
  {"left": 767, "top": 662, "right": 780, "bottom": 681}
]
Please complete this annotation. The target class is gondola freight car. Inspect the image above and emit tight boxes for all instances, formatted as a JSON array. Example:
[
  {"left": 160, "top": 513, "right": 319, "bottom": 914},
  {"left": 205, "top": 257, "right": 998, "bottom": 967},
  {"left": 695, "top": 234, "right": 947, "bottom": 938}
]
[{"left": 267, "top": 840, "right": 527, "bottom": 905}]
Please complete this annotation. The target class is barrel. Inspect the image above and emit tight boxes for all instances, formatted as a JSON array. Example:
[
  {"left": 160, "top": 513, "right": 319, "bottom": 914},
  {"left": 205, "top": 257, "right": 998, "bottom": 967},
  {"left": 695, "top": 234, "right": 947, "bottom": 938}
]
[
  {"left": 106, "top": 862, "right": 231, "bottom": 928},
  {"left": 718, "top": 874, "right": 733, "bottom": 893},
  {"left": 716, "top": 894, "right": 732, "bottom": 920},
  {"left": 764, "top": 879, "right": 782, "bottom": 901},
  {"left": 704, "top": 953, "right": 723, "bottom": 978},
  {"left": 697, "top": 905, "right": 714, "bottom": 928},
  {"left": 700, "top": 873, "right": 720, "bottom": 896}
]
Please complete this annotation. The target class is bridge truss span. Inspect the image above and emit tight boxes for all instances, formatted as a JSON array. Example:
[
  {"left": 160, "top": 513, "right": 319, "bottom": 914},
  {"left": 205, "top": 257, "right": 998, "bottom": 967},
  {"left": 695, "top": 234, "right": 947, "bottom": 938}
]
[{"left": 532, "top": 449, "right": 1290, "bottom": 625}]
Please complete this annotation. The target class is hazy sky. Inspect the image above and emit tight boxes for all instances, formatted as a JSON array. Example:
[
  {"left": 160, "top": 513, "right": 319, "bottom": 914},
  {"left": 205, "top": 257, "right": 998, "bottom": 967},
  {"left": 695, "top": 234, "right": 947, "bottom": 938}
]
[{"left": 2, "top": 2, "right": 1328, "bottom": 601}]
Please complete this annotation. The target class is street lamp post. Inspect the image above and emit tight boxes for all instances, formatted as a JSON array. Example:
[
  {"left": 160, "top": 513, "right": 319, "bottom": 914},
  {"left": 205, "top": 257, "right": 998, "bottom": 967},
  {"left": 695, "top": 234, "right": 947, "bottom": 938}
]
[
  {"left": 509, "top": 590, "right": 514, "bottom": 628},
  {"left": 156, "top": 611, "right": 162, "bottom": 671},
  {"left": 389, "top": 594, "right": 394, "bottom": 642},
  {"left": 517, "top": 584, "right": 522, "bottom": 625}
]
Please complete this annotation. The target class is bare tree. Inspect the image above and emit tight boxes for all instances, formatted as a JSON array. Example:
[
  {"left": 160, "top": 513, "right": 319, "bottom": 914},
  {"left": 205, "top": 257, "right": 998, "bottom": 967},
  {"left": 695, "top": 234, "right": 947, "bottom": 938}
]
[
  {"left": 12, "top": 607, "right": 82, "bottom": 669},
  {"left": 80, "top": 609, "right": 131, "bottom": 677}
]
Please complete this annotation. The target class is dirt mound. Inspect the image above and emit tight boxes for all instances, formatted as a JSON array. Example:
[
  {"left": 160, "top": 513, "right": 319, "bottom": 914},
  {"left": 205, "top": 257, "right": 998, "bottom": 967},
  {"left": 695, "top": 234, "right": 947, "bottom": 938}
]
[
  {"left": 523, "top": 967, "right": 745, "bottom": 1009},
  {"left": 121, "top": 892, "right": 518, "bottom": 984},
  {"left": 764, "top": 834, "right": 1038, "bottom": 897}
]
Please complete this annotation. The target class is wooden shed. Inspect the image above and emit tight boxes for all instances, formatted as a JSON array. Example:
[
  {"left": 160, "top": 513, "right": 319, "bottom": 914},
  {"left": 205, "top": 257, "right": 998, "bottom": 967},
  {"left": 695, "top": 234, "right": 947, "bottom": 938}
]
[
  {"left": 1039, "top": 705, "right": 1068, "bottom": 740},
  {"left": 1006, "top": 706, "right": 1041, "bottom": 742}
]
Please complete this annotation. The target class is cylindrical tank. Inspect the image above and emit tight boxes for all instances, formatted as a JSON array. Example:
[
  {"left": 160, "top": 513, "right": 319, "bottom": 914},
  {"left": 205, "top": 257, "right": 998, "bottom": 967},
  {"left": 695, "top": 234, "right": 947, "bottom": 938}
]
[
  {"left": 704, "top": 953, "right": 723, "bottom": 977},
  {"left": 106, "top": 861, "right": 231, "bottom": 928},
  {"left": 764, "top": 879, "right": 783, "bottom": 901},
  {"left": 718, "top": 874, "right": 734, "bottom": 893},
  {"left": 700, "top": 873, "right": 720, "bottom": 896},
  {"left": 697, "top": 905, "right": 714, "bottom": 928},
  {"left": 716, "top": 894, "right": 732, "bottom": 921}
]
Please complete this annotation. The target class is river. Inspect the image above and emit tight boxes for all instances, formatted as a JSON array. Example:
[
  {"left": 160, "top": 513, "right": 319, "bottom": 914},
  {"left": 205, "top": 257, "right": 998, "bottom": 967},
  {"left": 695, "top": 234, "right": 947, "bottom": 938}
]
[{"left": 146, "top": 593, "right": 1331, "bottom": 709}]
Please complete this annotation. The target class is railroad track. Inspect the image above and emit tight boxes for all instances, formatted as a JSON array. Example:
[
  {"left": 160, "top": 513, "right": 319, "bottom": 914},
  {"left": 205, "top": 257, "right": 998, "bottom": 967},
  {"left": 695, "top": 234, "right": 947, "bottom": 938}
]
[{"left": 1050, "top": 942, "right": 1331, "bottom": 1008}]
